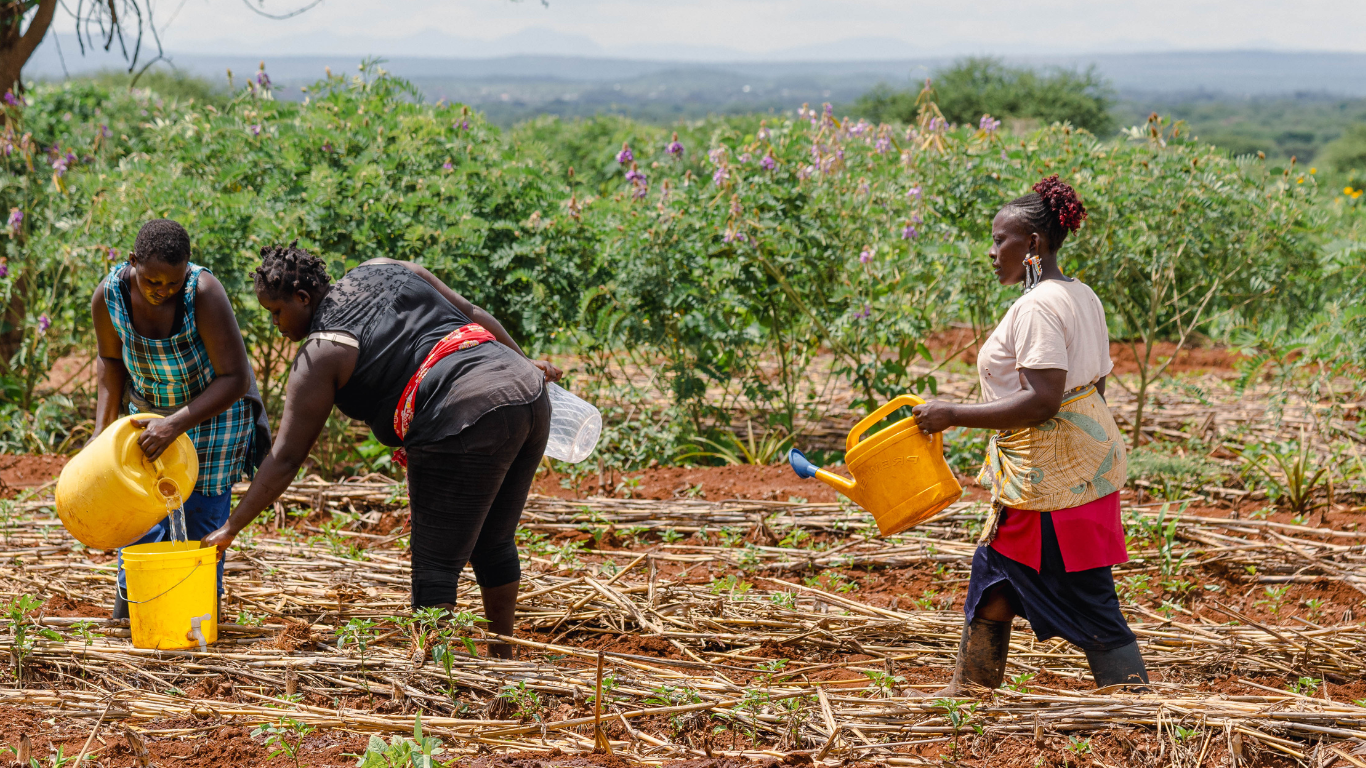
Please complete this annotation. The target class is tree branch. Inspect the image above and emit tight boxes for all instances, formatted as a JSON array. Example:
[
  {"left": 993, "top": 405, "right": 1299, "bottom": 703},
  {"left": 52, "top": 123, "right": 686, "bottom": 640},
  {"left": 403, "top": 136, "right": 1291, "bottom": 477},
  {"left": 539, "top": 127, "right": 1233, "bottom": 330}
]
[{"left": 238, "top": 0, "right": 323, "bottom": 20}]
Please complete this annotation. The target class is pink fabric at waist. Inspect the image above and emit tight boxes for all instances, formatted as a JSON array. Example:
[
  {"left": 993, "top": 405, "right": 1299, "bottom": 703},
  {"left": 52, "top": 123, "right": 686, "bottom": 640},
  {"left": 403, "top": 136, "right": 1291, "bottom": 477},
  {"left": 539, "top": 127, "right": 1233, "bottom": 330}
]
[{"left": 989, "top": 492, "right": 1127, "bottom": 572}]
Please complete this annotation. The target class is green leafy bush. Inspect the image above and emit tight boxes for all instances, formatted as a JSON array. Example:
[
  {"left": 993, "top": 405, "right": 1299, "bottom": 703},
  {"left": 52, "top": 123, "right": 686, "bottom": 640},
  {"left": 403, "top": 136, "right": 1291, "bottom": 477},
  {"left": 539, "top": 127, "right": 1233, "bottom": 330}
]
[{"left": 854, "top": 57, "right": 1116, "bottom": 135}]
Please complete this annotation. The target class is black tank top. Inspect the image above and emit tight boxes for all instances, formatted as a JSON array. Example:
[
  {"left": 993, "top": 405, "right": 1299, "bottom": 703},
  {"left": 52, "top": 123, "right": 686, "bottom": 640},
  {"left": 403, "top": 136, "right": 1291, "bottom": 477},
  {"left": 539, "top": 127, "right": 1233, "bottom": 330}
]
[{"left": 308, "top": 262, "right": 543, "bottom": 447}]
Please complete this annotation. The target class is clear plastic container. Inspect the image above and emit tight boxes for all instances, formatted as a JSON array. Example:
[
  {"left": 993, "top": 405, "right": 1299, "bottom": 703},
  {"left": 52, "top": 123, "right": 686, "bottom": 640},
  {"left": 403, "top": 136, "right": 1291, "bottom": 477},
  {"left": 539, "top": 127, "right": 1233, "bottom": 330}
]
[{"left": 544, "top": 383, "right": 602, "bottom": 463}]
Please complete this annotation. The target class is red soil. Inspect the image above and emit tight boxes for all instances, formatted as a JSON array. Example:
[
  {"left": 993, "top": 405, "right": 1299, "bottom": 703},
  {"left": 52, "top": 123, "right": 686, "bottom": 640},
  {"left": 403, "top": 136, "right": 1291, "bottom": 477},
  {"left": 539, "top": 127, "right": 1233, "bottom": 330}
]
[
  {"left": 1109, "top": 341, "right": 1244, "bottom": 376},
  {"left": 534, "top": 463, "right": 844, "bottom": 503},
  {"left": 0, "top": 453, "right": 68, "bottom": 491},
  {"left": 925, "top": 326, "right": 1244, "bottom": 376}
]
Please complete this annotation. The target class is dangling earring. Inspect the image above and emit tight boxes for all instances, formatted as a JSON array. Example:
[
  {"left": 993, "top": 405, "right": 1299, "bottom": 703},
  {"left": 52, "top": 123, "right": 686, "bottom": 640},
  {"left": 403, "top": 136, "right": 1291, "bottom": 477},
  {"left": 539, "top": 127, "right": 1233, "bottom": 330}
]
[{"left": 1022, "top": 252, "right": 1042, "bottom": 292}]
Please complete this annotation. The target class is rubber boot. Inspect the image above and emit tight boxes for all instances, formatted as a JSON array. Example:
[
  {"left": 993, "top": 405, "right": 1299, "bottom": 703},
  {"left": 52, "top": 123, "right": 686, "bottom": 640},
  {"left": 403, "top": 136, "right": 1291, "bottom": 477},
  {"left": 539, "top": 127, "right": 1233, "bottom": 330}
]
[
  {"left": 943, "top": 617, "right": 1011, "bottom": 695},
  {"left": 1085, "top": 641, "right": 1150, "bottom": 689},
  {"left": 112, "top": 592, "right": 129, "bottom": 621}
]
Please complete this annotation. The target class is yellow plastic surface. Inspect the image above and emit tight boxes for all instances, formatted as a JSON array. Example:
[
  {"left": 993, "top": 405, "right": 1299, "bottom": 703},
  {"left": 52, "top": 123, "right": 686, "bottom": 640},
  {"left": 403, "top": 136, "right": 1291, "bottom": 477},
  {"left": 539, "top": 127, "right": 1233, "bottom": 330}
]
[
  {"left": 55, "top": 414, "right": 198, "bottom": 550},
  {"left": 122, "top": 541, "right": 218, "bottom": 650},
  {"left": 815, "top": 394, "right": 963, "bottom": 536}
]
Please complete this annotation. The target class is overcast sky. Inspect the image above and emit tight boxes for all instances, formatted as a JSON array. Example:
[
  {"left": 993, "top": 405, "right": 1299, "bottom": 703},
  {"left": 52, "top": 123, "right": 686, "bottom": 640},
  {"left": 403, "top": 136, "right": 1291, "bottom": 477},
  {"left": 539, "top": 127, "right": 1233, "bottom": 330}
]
[{"left": 103, "top": 0, "right": 1366, "bottom": 60}]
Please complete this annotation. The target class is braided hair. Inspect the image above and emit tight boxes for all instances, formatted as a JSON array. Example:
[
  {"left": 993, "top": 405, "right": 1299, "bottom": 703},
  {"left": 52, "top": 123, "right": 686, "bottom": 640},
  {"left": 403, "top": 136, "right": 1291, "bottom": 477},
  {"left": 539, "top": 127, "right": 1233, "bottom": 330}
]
[
  {"left": 253, "top": 240, "right": 331, "bottom": 298},
  {"left": 1001, "top": 175, "right": 1088, "bottom": 251}
]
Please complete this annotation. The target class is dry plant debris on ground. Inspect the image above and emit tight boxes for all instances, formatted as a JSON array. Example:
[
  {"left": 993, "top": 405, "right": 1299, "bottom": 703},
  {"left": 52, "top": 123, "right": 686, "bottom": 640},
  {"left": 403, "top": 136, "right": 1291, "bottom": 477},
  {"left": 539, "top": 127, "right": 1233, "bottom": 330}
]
[{"left": 1, "top": 472, "right": 1365, "bottom": 768}]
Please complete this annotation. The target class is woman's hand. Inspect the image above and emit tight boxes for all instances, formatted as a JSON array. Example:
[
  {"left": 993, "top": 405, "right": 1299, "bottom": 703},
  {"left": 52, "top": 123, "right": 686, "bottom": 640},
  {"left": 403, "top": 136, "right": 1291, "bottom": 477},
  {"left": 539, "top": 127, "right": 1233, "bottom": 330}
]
[
  {"left": 531, "top": 359, "right": 563, "bottom": 383},
  {"left": 201, "top": 525, "right": 237, "bottom": 562},
  {"left": 132, "top": 413, "right": 188, "bottom": 461},
  {"left": 911, "top": 400, "right": 958, "bottom": 435}
]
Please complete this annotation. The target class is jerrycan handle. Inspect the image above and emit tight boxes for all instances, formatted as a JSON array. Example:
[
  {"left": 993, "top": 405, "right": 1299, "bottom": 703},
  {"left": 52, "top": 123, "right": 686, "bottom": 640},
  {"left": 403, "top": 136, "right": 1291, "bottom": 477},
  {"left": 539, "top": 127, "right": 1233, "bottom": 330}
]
[{"left": 846, "top": 394, "right": 926, "bottom": 454}]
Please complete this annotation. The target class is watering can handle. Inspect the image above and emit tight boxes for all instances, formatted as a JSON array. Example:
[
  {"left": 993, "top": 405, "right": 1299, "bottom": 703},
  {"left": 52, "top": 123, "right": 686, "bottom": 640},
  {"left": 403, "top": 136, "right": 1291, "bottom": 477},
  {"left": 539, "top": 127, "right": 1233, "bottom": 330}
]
[{"left": 846, "top": 394, "right": 926, "bottom": 454}]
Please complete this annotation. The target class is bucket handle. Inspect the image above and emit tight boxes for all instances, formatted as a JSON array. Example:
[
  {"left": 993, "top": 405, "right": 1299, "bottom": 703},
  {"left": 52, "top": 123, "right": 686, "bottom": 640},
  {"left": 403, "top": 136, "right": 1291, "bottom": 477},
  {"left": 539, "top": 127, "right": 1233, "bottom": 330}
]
[
  {"left": 117, "top": 557, "right": 204, "bottom": 605},
  {"left": 846, "top": 394, "right": 926, "bottom": 453}
]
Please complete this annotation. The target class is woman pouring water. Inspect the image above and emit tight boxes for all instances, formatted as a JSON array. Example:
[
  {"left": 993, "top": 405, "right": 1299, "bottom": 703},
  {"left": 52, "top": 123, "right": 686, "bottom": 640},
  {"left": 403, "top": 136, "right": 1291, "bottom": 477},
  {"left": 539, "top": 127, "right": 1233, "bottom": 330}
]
[
  {"left": 91, "top": 220, "right": 271, "bottom": 620},
  {"left": 911, "top": 176, "right": 1148, "bottom": 692},
  {"left": 202, "top": 243, "right": 560, "bottom": 658}
]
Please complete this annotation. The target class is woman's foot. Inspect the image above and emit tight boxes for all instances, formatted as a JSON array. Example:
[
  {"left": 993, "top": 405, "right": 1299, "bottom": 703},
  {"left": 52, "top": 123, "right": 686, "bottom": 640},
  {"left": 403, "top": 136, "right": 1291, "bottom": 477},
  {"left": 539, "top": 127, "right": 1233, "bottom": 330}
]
[{"left": 1085, "top": 641, "right": 1150, "bottom": 690}]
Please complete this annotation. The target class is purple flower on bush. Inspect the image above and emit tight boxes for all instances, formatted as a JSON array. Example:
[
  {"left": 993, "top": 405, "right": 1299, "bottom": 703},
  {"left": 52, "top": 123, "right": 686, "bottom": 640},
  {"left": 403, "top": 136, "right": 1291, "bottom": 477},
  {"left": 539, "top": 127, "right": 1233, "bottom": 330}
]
[
  {"left": 979, "top": 114, "right": 1001, "bottom": 134},
  {"left": 625, "top": 166, "right": 646, "bottom": 184},
  {"left": 760, "top": 153, "right": 776, "bottom": 171},
  {"left": 8, "top": 208, "right": 23, "bottom": 234},
  {"left": 248, "top": 124, "right": 262, "bottom": 136},
  {"left": 859, "top": 247, "right": 873, "bottom": 264},
  {"left": 876, "top": 136, "right": 890, "bottom": 154},
  {"left": 797, "top": 165, "right": 814, "bottom": 181},
  {"left": 107, "top": 247, "right": 118, "bottom": 262},
  {"left": 442, "top": 160, "right": 453, "bottom": 170},
  {"left": 0, "top": 262, "right": 7, "bottom": 278},
  {"left": 3, "top": 91, "right": 24, "bottom": 107},
  {"left": 616, "top": 143, "right": 634, "bottom": 165},
  {"left": 757, "top": 126, "right": 770, "bottom": 141},
  {"left": 37, "top": 314, "right": 50, "bottom": 334},
  {"left": 738, "top": 152, "right": 751, "bottom": 164},
  {"left": 857, "top": 180, "right": 870, "bottom": 195},
  {"left": 901, "top": 223, "right": 919, "bottom": 240},
  {"left": 854, "top": 303, "right": 871, "bottom": 320},
  {"left": 99, "top": 124, "right": 112, "bottom": 138},
  {"left": 1001, "top": 150, "right": 1008, "bottom": 160},
  {"left": 712, "top": 166, "right": 729, "bottom": 185},
  {"left": 460, "top": 120, "right": 470, "bottom": 131},
  {"left": 907, "top": 185, "right": 922, "bottom": 200},
  {"left": 257, "top": 71, "right": 272, "bottom": 90},
  {"left": 708, "top": 147, "right": 727, "bottom": 165},
  {"left": 666, "top": 132, "right": 684, "bottom": 155},
  {"left": 723, "top": 228, "right": 747, "bottom": 244},
  {"left": 322, "top": 142, "right": 333, "bottom": 153}
]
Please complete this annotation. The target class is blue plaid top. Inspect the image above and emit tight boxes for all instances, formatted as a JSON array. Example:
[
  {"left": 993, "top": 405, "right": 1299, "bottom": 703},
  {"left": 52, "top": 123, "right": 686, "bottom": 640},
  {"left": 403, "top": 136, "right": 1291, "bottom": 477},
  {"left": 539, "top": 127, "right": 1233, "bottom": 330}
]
[{"left": 104, "top": 262, "right": 255, "bottom": 496}]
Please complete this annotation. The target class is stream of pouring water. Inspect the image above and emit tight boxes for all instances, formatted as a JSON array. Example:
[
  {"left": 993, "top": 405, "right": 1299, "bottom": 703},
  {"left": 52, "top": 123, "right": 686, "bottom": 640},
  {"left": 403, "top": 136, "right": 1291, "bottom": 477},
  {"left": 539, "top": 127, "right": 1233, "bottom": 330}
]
[{"left": 164, "top": 491, "right": 187, "bottom": 544}]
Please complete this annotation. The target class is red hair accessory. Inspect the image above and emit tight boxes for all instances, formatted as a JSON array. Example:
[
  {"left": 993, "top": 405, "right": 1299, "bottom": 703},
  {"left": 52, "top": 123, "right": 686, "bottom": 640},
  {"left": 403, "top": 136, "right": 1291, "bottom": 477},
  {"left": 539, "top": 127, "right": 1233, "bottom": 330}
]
[{"left": 1032, "top": 174, "right": 1087, "bottom": 233}]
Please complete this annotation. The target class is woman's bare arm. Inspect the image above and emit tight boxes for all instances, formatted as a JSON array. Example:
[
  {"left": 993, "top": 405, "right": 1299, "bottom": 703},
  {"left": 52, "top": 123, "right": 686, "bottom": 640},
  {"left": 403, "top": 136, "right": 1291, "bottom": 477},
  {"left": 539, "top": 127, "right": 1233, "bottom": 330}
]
[
  {"left": 90, "top": 280, "right": 127, "bottom": 440},
  {"left": 202, "top": 340, "right": 355, "bottom": 558},
  {"left": 912, "top": 368, "right": 1067, "bottom": 434}
]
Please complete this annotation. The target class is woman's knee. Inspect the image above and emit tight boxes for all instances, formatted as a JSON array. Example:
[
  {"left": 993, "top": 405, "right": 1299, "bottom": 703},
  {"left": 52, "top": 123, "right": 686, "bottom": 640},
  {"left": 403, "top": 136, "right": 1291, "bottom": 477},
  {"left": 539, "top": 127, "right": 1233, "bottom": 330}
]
[
  {"left": 470, "top": 542, "right": 521, "bottom": 589},
  {"left": 976, "top": 584, "right": 1017, "bottom": 622}
]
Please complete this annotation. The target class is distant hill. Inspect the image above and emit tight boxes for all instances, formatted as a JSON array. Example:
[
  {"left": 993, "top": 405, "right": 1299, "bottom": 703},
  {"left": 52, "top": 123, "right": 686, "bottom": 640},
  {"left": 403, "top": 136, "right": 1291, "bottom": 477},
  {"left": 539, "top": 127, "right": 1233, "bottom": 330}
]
[{"left": 22, "top": 42, "right": 1366, "bottom": 159}]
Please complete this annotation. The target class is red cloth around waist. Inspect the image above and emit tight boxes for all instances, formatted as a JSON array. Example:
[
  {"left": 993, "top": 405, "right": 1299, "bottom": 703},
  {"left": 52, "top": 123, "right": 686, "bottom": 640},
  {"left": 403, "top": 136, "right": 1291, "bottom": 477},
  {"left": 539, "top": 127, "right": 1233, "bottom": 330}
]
[
  {"left": 989, "top": 491, "right": 1127, "bottom": 572},
  {"left": 392, "top": 322, "right": 496, "bottom": 468}
]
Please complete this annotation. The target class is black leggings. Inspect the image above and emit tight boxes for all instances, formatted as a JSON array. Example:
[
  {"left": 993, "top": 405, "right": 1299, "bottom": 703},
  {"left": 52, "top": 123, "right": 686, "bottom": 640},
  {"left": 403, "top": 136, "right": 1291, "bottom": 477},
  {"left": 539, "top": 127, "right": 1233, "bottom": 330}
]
[{"left": 404, "top": 387, "right": 550, "bottom": 608}]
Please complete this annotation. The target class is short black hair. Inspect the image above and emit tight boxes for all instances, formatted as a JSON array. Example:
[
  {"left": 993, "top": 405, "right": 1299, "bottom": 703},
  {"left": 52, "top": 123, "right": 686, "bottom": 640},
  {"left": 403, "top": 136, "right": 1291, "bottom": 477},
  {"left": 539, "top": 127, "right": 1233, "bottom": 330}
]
[
  {"left": 254, "top": 240, "right": 331, "bottom": 298},
  {"left": 133, "top": 219, "right": 192, "bottom": 265}
]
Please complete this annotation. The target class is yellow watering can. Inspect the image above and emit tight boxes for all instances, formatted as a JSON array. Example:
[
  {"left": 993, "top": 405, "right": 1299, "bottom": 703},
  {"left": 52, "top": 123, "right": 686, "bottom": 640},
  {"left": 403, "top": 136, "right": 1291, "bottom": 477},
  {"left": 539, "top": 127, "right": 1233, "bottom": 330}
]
[
  {"left": 789, "top": 394, "right": 962, "bottom": 536},
  {"left": 55, "top": 414, "right": 199, "bottom": 550}
]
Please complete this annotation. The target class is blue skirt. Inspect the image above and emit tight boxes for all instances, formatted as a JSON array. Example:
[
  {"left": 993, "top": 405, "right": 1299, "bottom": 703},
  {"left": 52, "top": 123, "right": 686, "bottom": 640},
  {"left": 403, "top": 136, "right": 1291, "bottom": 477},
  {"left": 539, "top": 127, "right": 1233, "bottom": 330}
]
[{"left": 964, "top": 510, "right": 1136, "bottom": 652}]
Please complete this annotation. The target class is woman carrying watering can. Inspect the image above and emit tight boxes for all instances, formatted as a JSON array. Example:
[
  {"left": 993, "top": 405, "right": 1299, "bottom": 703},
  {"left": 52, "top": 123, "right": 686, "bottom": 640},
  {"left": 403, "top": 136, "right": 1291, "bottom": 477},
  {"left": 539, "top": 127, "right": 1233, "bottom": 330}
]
[
  {"left": 911, "top": 176, "right": 1147, "bottom": 692},
  {"left": 91, "top": 219, "right": 270, "bottom": 619},
  {"left": 201, "top": 244, "right": 560, "bottom": 659}
]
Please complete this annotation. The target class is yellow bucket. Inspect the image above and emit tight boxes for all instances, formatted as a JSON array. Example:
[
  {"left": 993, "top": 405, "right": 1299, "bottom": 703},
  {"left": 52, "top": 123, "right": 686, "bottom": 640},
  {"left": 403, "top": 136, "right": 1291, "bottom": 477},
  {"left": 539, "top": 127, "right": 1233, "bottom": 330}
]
[
  {"left": 121, "top": 541, "right": 218, "bottom": 651},
  {"left": 56, "top": 414, "right": 199, "bottom": 551}
]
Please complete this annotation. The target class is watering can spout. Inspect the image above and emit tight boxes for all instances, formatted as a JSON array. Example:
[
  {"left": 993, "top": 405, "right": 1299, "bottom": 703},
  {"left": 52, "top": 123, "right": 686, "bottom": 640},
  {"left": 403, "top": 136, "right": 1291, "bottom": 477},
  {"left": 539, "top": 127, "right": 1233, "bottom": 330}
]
[
  {"left": 788, "top": 448, "right": 817, "bottom": 479},
  {"left": 788, "top": 449, "right": 859, "bottom": 498}
]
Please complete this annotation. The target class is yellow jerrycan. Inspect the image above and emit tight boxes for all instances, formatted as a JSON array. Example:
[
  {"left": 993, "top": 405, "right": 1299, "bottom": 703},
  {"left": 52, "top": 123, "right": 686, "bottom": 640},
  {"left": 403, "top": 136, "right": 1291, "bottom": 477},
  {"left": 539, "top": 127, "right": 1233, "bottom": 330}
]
[
  {"left": 788, "top": 394, "right": 962, "bottom": 536},
  {"left": 55, "top": 414, "right": 199, "bottom": 550}
]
